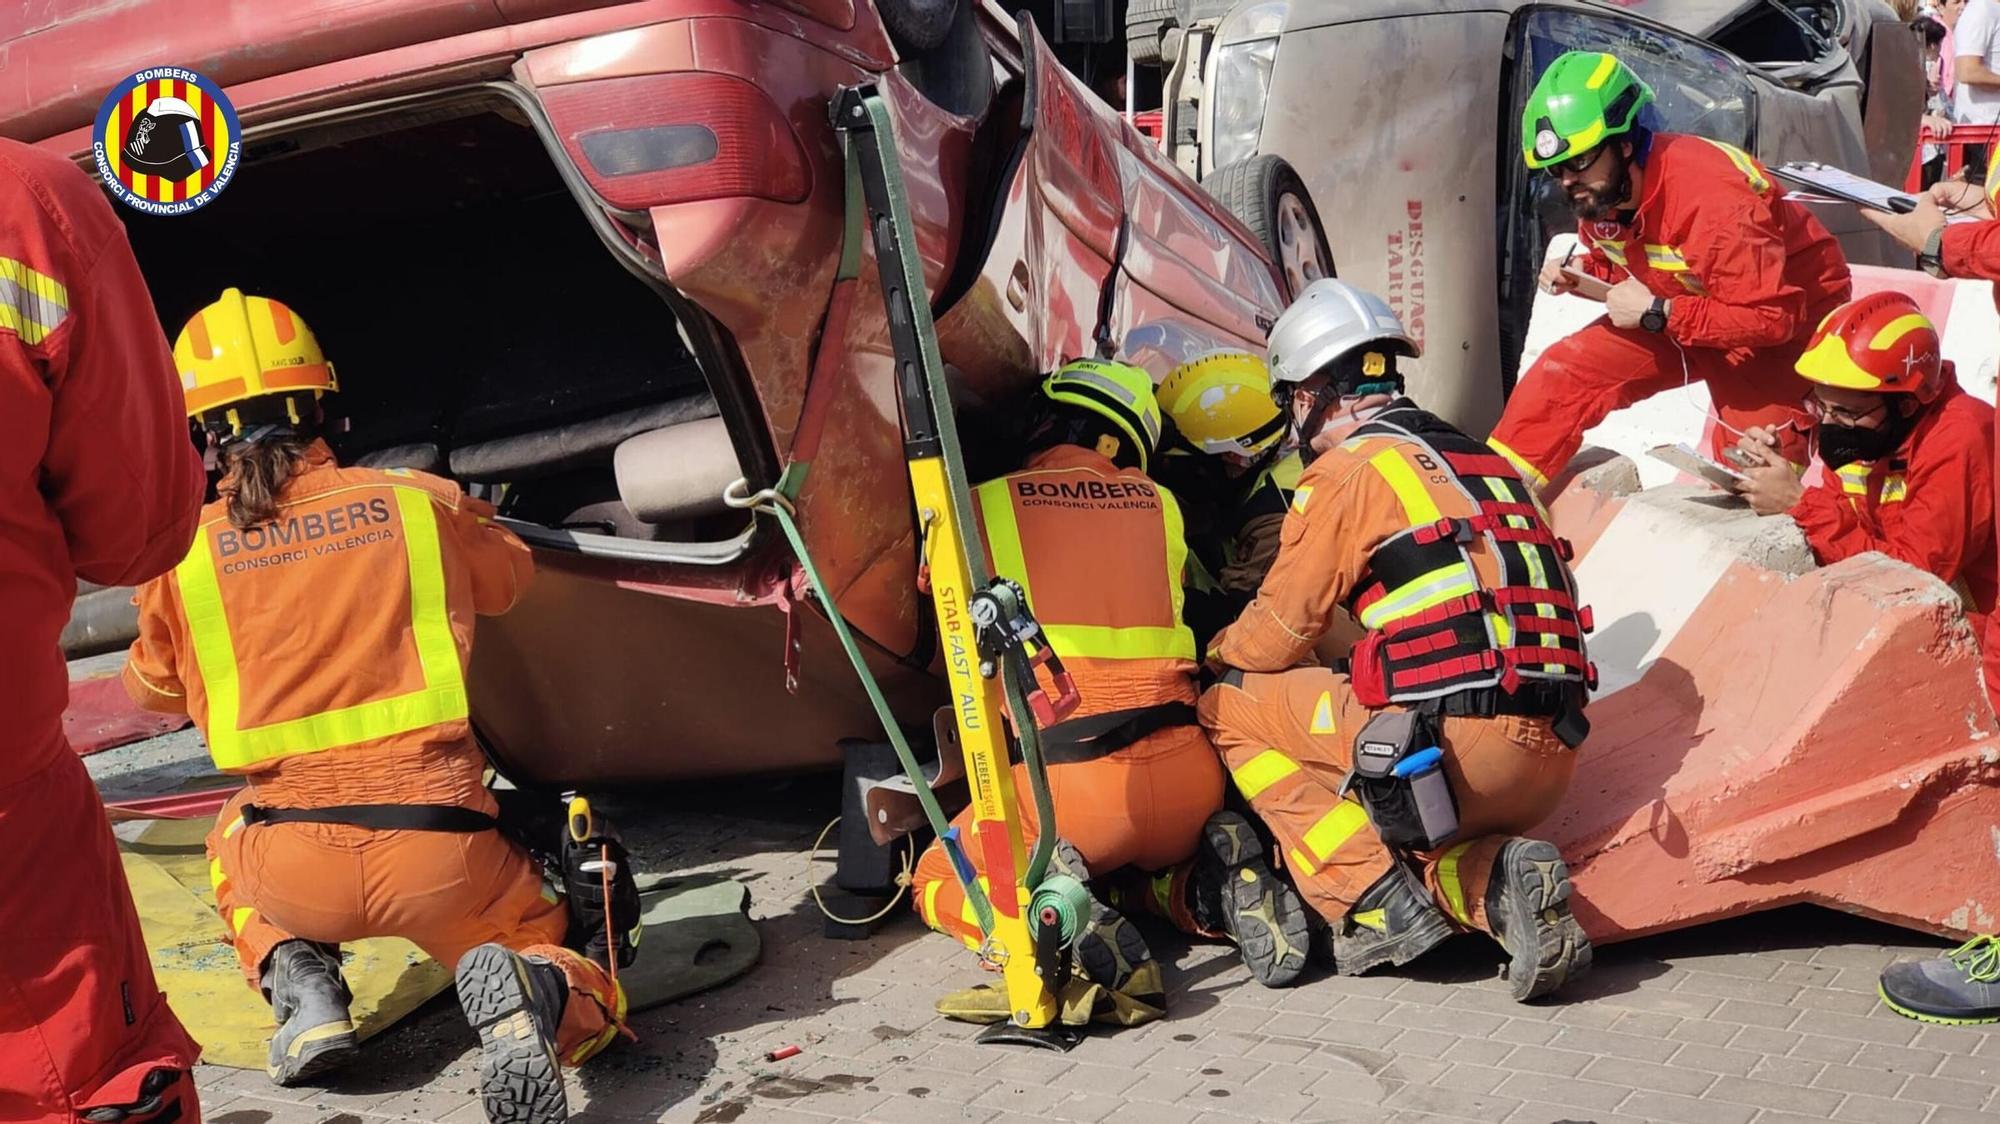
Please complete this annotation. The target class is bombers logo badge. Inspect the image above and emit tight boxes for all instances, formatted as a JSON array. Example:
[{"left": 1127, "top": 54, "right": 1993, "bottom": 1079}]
[{"left": 93, "top": 68, "right": 241, "bottom": 215}]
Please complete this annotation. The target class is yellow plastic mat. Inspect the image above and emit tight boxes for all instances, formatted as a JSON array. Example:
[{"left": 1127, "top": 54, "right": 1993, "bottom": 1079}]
[
  {"left": 121, "top": 817, "right": 449, "bottom": 1071},
  {"left": 123, "top": 820, "right": 761, "bottom": 1069}
]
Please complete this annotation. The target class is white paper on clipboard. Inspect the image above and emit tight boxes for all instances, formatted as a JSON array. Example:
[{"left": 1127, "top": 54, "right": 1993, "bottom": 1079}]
[
  {"left": 1647, "top": 443, "right": 1746, "bottom": 495},
  {"left": 1771, "top": 162, "right": 1918, "bottom": 214}
]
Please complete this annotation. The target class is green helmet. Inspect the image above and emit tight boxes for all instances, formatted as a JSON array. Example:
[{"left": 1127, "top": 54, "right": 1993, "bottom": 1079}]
[
  {"left": 1041, "top": 359, "right": 1164, "bottom": 471},
  {"left": 1520, "top": 51, "right": 1655, "bottom": 170}
]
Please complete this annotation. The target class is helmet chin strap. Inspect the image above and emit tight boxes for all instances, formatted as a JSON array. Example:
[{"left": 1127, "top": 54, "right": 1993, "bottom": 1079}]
[
  {"left": 1296, "top": 389, "right": 1398, "bottom": 464},
  {"left": 1294, "top": 386, "right": 1341, "bottom": 465}
]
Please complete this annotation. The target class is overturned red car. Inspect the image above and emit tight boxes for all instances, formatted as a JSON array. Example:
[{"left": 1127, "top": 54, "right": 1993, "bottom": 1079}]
[{"left": 4, "top": 0, "right": 1289, "bottom": 784}]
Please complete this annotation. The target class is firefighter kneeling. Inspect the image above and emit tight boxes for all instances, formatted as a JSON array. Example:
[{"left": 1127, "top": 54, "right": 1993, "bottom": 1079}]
[
  {"left": 912, "top": 361, "right": 1313, "bottom": 1016},
  {"left": 1201, "top": 279, "right": 1595, "bottom": 1002},
  {"left": 124, "top": 290, "right": 635, "bottom": 1124}
]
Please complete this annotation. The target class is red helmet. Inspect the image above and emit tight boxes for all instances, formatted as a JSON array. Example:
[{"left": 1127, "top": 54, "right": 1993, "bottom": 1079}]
[{"left": 1794, "top": 292, "right": 1943, "bottom": 403}]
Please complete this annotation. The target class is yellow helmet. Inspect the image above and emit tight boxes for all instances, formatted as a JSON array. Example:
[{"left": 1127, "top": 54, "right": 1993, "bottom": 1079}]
[
  {"left": 175, "top": 288, "right": 336, "bottom": 436},
  {"left": 1157, "top": 351, "right": 1285, "bottom": 458},
  {"left": 1041, "top": 359, "right": 1164, "bottom": 471}
]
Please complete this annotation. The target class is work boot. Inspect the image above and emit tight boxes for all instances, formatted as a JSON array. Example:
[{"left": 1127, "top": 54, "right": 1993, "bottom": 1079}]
[
  {"left": 1331, "top": 861, "right": 1455, "bottom": 976},
  {"left": 456, "top": 943, "right": 571, "bottom": 1124},
  {"left": 1879, "top": 936, "right": 2000, "bottom": 1024},
  {"left": 1485, "top": 837, "right": 1592, "bottom": 1002},
  {"left": 1190, "top": 812, "right": 1310, "bottom": 987},
  {"left": 262, "top": 940, "right": 358, "bottom": 1086},
  {"left": 1050, "top": 839, "right": 1164, "bottom": 1008}
]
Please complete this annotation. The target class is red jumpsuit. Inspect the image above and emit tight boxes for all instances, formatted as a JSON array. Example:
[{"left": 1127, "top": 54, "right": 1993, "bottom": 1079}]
[
  {"left": 1492, "top": 133, "right": 1852, "bottom": 485},
  {"left": 1793, "top": 375, "right": 1995, "bottom": 613},
  {"left": 0, "top": 139, "right": 205, "bottom": 1122},
  {"left": 1923, "top": 218, "right": 2000, "bottom": 706}
]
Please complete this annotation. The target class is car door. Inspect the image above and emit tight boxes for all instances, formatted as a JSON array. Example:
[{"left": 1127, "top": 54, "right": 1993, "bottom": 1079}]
[{"left": 933, "top": 13, "right": 1284, "bottom": 399}]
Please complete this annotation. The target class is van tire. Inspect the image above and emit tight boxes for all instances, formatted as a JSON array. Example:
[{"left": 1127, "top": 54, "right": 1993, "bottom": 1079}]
[
  {"left": 1204, "top": 154, "right": 1332, "bottom": 301},
  {"left": 878, "top": 0, "right": 959, "bottom": 53},
  {"left": 1127, "top": 0, "right": 1176, "bottom": 66}
]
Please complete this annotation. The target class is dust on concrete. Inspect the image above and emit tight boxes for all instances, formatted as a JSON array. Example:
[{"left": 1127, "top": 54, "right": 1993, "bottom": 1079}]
[
  {"left": 1622, "top": 484, "right": 1817, "bottom": 574},
  {"left": 691, "top": 1072, "right": 872, "bottom": 1123}
]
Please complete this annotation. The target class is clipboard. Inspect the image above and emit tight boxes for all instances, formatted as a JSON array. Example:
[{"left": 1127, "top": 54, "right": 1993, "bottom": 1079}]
[
  {"left": 1771, "top": 162, "right": 1918, "bottom": 215},
  {"left": 1647, "top": 442, "right": 1745, "bottom": 493},
  {"left": 1560, "top": 267, "right": 1613, "bottom": 301}
]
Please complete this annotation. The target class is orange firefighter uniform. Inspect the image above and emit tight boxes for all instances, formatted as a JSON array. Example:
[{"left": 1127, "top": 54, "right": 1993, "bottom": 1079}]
[
  {"left": 0, "top": 139, "right": 206, "bottom": 1124},
  {"left": 124, "top": 442, "right": 626, "bottom": 1065},
  {"left": 1204, "top": 404, "right": 1592, "bottom": 934},
  {"left": 911, "top": 445, "right": 1225, "bottom": 945},
  {"left": 1491, "top": 134, "right": 1852, "bottom": 485}
]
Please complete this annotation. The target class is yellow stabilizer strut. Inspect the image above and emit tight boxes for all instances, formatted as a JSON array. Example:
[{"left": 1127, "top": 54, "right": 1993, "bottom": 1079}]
[
  {"left": 908, "top": 456, "right": 1056, "bottom": 1029},
  {"left": 827, "top": 83, "right": 1062, "bottom": 1031}
]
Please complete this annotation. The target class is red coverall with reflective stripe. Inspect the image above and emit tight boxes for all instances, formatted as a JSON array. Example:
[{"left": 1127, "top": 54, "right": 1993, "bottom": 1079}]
[
  {"left": 1792, "top": 375, "right": 1995, "bottom": 620},
  {"left": 0, "top": 139, "right": 205, "bottom": 1123},
  {"left": 1492, "top": 133, "right": 1852, "bottom": 485},
  {"left": 1917, "top": 219, "right": 2000, "bottom": 706}
]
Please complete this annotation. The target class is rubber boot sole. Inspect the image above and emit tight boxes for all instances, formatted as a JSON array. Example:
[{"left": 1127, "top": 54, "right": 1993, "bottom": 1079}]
[
  {"left": 1877, "top": 983, "right": 2000, "bottom": 1026},
  {"left": 455, "top": 945, "right": 568, "bottom": 1124},
  {"left": 1490, "top": 839, "right": 1591, "bottom": 1002},
  {"left": 1052, "top": 840, "right": 1163, "bottom": 1005},
  {"left": 1204, "top": 815, "right": 1310, "bottom": 988},
  {"left": 1074, "top": 911, "right": 1159, "bottom": 999},
  {"left": 267, "top": 1020, "right": 360, "bottom": 1087}
]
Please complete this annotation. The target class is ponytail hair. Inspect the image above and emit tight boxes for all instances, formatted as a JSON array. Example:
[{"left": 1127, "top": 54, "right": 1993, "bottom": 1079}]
[{"left": 218, "top": 433, "right": 309, "bottom": 530}]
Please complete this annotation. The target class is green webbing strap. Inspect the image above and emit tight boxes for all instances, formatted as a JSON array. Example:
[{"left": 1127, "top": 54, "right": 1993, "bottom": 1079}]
[
  {"left": 836, "top": 148, "right": 865, "bottom": 283},
  {"left": 849, "top": 91, "right": 1060, "bottom": 891},
  {"left": 729, "top": 466, "right": 992, "bottom": 933}
]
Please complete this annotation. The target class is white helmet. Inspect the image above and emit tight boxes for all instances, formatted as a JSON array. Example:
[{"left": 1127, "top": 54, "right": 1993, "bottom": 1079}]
[{"left": 1266, "top": 279, "right": 1420, "bottom": 388}]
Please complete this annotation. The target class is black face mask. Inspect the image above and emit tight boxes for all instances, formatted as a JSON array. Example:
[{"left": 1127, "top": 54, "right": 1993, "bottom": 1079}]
[{"left": 1816, "top": 411, "right": 1914, "bottom": 468}]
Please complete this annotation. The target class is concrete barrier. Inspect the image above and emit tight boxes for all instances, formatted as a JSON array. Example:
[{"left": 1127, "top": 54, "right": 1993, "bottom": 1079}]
[{"left": 1544, "top": 469, "right": 2000, "bottom": 943}]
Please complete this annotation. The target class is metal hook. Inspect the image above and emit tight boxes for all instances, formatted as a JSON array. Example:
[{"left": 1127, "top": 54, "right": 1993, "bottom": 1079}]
[{"left": 723, "top": 477, "right": 795, "bottom": 517}]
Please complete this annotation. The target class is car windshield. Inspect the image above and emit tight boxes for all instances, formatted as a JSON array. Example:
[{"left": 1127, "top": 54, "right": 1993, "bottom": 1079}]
[
  {"left": 1517, "top": 9, "right": 1754, "bottom": 146},
  {"left": 1615, "top": 0, "right": 1843, "bottom": 68}
]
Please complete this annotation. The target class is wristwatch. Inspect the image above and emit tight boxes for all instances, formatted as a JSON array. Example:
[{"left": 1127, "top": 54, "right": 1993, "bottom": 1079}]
[
  {"left": 1640, "top": 296, "right": 1669, "bottom": 334},
  {"left": 1918, "top": 224, "right": 1949, "bottom": 279}
]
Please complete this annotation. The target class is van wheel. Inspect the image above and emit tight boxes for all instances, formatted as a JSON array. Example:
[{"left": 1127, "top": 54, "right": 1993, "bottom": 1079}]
[
  {"left": 1204, "top": 154, "right": 1332, "bottom": 300},
  {"left": 1126, "top": 0, "right": 1177, "bottom": 66},
  {"left": 877, "top": 0, "right": 959, "bottom": 53}
]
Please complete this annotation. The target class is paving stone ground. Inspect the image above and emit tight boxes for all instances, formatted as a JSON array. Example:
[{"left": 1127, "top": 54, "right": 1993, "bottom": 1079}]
[{"left": 88, "top": 733, "right": 2000, "bottom": 1124}]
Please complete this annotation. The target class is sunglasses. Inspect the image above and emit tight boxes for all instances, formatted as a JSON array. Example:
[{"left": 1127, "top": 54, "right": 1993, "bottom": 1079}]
[{"left": 1543, "top": 144, "right": 1610, "bottom": 179}]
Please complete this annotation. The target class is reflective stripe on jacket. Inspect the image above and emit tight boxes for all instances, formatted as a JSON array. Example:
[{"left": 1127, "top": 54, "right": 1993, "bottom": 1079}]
[
  {"left": 126, "top": 441, "right": 532, "bottom": 803},
  {"left": 972, "top": 445, "right": 1198, "bottom": 716}
]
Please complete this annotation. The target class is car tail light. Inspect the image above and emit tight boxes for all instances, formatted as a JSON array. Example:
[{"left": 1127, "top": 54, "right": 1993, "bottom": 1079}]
[{"left": 540, "top": 72, "right": 811, "bottom": 210}]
